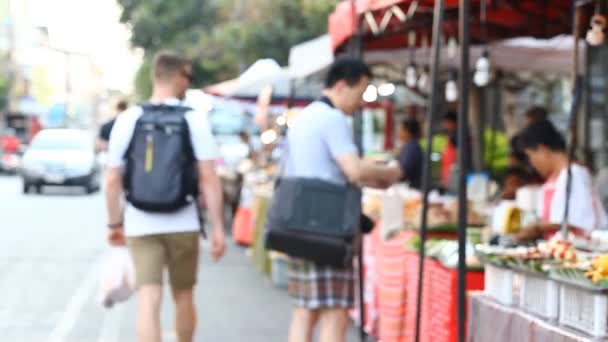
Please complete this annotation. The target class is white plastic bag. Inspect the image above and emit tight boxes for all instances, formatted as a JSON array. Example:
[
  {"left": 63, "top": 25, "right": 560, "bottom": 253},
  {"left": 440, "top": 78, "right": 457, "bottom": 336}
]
[{"left": 98, "top": 247, "right": 135, "bottom": 308}]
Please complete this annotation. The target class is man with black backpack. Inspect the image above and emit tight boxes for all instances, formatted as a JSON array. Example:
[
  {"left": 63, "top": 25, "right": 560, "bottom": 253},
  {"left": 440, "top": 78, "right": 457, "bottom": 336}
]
[{"left": 104, "top": 51, "right": 225, "bottom": 342}]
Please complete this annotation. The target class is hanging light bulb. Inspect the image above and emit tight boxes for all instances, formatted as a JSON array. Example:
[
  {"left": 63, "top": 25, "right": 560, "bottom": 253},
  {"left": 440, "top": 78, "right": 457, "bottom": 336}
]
[
  {"left": 417, "top": 67, "right": 429, "bottom": 94},
  {"left": 261, "top": 129, "right": 278, "bottom": 145},
  {"left": 362, "top": 84, "right": 378, "bottom": 103},
  {"left": 447, "top": 36, "right": 458, "bottom": 59},
  {"left": 405, "top": 63, "right": 417, "bottom": 88},
  {"left": 473, "top": 50, "right": 491, "bottom": 87},
  {"left": 378, "top": 83, "right": 396, "bottom": 97},
  {"left": 445, "top": 70, "right": 458, "bottom": 102},
  {"left": 587, "top": 14, "right": 607, "bottom": 46},
  {"left": 276, "top": 115, "right": 287, "bottom": 126}
]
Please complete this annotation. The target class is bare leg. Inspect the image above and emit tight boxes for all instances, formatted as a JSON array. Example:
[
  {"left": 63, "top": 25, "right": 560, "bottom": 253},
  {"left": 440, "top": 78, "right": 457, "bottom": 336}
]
[
  {"left": 136, "top": 285, "right": 163, "bottom": 342},
  {"left": 288, "top": 307, "right": 320, "bottom": 342},
  {"left": 172, "top": 288, "right": 197, "bottom": 342},
  {"left": 318, "top": 308, "right": 349, "bottom": 342}
]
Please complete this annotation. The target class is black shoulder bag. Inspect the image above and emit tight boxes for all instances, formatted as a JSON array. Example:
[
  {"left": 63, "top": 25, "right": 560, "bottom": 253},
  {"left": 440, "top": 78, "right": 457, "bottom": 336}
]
[{"left": 264, "top": 104, "right": 362, "bottom": 268}]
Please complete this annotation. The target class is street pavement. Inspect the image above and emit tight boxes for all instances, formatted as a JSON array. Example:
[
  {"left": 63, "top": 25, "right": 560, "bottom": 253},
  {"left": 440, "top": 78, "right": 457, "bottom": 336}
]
[{"left": 0, "top": 175, "right": 360, "bottom": 342}]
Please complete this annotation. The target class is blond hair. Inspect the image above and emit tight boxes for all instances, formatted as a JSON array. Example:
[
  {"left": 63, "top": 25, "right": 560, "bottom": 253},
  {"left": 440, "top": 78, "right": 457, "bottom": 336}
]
[{"left": 152, "top": 50, "right": 190, "bottom": 83}]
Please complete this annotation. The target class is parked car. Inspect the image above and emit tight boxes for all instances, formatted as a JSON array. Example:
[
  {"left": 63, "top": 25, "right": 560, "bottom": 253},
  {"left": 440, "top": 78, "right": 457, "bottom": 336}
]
[{"left": 21, "top": 129, "right": 100, "bottom": 194}]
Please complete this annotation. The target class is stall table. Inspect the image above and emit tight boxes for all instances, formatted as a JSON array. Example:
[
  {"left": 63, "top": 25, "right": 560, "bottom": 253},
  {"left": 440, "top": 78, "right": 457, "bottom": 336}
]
[
  {"left": 368, "top": 226, "right": 485, "bottom": 342},
  {"left": 468, "top": 292, "right": 594, "bottom": 342}
]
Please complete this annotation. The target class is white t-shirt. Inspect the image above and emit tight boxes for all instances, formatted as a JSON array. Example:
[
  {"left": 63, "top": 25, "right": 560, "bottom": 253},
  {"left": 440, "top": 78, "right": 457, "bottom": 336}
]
[
  {"left": 537, "top": 164, "right": 608, "bottom": 233},
  {"left": 107, "top": 98, "right": 218, "bottom": 237}
]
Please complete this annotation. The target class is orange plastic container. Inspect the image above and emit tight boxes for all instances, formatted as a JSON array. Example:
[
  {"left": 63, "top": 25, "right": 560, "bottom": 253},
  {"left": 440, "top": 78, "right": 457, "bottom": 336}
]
[{"left": 232, "top": 207, "right": 254, "bottom": 246}]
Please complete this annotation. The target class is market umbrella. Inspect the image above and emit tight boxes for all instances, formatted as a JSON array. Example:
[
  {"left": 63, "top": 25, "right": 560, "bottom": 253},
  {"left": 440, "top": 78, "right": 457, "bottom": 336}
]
[{"left": 329, "top": 0, "right": 589, "bottom": 52}]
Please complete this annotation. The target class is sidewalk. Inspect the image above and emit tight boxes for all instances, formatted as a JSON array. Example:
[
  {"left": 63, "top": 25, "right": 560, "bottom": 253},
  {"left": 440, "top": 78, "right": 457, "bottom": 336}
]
[
  {"left": 193, "top": 241, "right": 293, "bottom": 341},
  {"left": 113, "top": 240, "right": 361, "bottom": 341}
]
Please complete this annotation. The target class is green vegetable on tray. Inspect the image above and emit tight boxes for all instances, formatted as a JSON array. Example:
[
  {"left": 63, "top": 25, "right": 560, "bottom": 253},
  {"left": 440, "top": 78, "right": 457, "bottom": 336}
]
[{"left": 550, "top": 267, "right": 608, "bottom": 291}]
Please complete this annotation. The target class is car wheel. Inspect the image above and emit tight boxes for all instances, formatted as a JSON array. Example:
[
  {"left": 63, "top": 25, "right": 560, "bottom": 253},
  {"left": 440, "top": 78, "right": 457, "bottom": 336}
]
[
  {"left": 86, "top": 184, "right": 97, "bottom": 194},
  {"left": 23, "top": 182, "right": 30, "bottom": 194}
]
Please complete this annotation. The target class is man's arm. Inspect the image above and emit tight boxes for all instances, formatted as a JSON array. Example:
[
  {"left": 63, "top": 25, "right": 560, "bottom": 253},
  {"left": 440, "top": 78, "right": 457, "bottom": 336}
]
[
  {"left": 198, "top": 160, "right": 225, "bottom": 261},
  {"left": 515, "top": 223, "right": 586, "bottom": 243},
  {"left": 336, "top": 153, "right": 401, "bottom": 189},
  {"left": 95, "top": 138, "right": 108, "bottom": 154},
  {"left": 198, "top": 160, "right": 224, "bottom": 229},
  {"left": 105, "top": 167, "right": 123, "bottom": 225},
  {"left": 105, "top": 167, "right": 125, "bottom": 245}
]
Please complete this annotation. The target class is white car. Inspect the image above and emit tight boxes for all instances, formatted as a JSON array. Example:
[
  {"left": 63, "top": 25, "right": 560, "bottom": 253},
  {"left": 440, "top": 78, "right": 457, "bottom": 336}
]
[{"left": 21, "top": 129, "right": 100, "bottom": 194}]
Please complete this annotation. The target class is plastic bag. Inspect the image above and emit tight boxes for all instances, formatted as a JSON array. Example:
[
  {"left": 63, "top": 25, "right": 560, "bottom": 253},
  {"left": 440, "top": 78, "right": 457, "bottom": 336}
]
[{"left": 98, "top": 247, "right": 135, "bottom": 308}]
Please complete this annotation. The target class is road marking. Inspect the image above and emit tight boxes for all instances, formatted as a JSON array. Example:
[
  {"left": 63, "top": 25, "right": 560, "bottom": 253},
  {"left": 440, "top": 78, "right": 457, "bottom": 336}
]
[
  {"left": 97, "top": 302, "right": 128, "bottom": 342},
  {"left": 45, "top": 258, "right": 101, "bottom": 342}
]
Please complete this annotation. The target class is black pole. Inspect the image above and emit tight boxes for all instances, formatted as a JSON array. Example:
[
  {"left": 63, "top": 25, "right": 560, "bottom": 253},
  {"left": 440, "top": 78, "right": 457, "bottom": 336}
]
[
  {"left": 562, "top": 76, "right": 583, "bottom": 237},
  {"left": 487, "top": 74, "right": 501, "bottom": 177},
  {"left": 415, "top": 1, "right": 444, "bottom": 341},
  {"left": 561, "top": 1, "right": 581, "bottom": 238},
  {"left": 348, "top": 2, "right": 366, "bottom": 341},
  {"left": 457, "top": 1, "right": 470, "bottom": 342}
]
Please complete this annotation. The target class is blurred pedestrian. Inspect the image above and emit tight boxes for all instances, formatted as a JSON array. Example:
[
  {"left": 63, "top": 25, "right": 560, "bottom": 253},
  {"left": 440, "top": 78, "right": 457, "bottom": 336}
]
[
  {"left": 239, "top": 130, "right": 256, "bottom": 161},
  {"left": 285, "top": 57, "right": 401, "bottom": 342},
  {"left": 397, "top": 118, "right": 423, "bottom": 189},
  {"left": 96, "top": 99, "right": 128, "bottom": 153},
  {"left": 104, "top": 50, "right": 225, "bottom": 342}
]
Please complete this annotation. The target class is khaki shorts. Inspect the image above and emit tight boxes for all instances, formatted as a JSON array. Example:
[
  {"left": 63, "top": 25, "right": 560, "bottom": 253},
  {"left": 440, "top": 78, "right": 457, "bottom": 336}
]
[{"left": 127, "top": 232, "right": 199, "bottom": 290}]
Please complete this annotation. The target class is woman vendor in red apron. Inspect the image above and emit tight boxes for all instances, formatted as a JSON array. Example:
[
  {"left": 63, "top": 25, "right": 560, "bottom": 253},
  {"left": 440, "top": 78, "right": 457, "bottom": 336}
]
[{"left": 515, "top": 120, "right": 607, "bottom": 242}]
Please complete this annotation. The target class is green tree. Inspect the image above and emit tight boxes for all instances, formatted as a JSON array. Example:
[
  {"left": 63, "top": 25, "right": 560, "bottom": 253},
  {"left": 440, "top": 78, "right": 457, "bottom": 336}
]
[{"left": 116, "top": 0, "right": 338, "bottom": 97}]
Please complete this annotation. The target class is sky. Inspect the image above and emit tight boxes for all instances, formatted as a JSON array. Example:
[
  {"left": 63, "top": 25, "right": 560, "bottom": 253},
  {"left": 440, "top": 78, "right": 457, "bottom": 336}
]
[{"left": 25, "top": 0, "right": 142, "bottom": 94}]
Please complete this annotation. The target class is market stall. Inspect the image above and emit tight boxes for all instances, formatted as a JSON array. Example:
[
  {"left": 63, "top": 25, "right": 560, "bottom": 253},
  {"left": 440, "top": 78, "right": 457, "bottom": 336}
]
[
  {"left": 226, "top": 1, "right": 608, "bottom": 341},
  {"left": 327, "top": 0, "right": 600, "bottom": 342}
]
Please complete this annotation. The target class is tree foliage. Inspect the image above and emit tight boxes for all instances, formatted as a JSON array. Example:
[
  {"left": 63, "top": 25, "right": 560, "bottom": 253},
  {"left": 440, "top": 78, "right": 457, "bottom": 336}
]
[{"left": 116, "top": 0, "right": 338, "bottom": 98}]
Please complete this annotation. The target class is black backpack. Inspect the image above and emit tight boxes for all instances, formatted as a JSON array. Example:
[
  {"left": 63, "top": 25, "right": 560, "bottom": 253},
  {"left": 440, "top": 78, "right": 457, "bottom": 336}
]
[{"left": 123, "top": 104, "right": 198, "bottom": 212}]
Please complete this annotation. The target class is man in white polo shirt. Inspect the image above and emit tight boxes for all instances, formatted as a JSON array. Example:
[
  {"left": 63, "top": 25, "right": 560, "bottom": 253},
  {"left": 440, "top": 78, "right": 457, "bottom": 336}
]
[{"left": 105, "top": 51, "right": 225, "bottom": 342}]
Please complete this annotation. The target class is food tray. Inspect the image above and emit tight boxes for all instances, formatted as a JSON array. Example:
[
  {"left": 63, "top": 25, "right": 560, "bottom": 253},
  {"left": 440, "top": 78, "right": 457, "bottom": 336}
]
[
  {"left": 550, "top": 268, "right": 608, "bottom": 293},
  {"left": 508, "top": 258, "right": 562, "bottom": 276},
  {"left": 476, "top": 251, "right": 512, "bottom": 268}
]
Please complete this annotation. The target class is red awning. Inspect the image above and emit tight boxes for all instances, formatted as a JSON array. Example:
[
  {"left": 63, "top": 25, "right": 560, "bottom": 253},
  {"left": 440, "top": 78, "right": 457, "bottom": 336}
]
[{"left": 329, "top": 0, "right": 589, "bottom": 52}]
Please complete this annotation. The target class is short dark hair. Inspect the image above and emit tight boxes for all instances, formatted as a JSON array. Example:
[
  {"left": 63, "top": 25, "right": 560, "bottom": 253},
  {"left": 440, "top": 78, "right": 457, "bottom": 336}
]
[
  {"left": 324, "top": 57, "right": 372, "bottom": 88},
  {"left": 152, "top": 50, "right": 191, "bottom": 82},
  {"left": 116, "top": 99, "right": 128, "bottom": 112},
  {"left": 401, "top": 119, "right": 421, "bottom": 138},
  {"left": 518, "top": 119, "right": 566, "bottom": 152},
  {"left": 443, "top": 111, "right": 457, "bottom": 123},
  {"left": 525, "top": 106, "right": 548, "bottom": 123},
  {"left": 509, "top": 135, "right": 527, "bottom": 163}
]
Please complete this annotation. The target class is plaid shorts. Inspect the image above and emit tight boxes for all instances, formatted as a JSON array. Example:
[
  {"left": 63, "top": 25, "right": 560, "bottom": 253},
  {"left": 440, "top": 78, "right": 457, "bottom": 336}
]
[{"left": 288, "top": 258, "right": 355, "bottom": 309}]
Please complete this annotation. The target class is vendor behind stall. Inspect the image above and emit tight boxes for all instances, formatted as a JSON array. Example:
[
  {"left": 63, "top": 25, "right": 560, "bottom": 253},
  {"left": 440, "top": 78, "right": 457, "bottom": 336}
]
[
  {"left": 515, "top": 120, "right": 607, "bottom": 242},
  {"left": 441, "top": 112, "right": 458, "bottom": 188},
  {"left": 508, "top": 106, "right": 548, "bottom": 183},
  {"left": 397, "top": 119, "right": 423, "bottom": 189}
]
